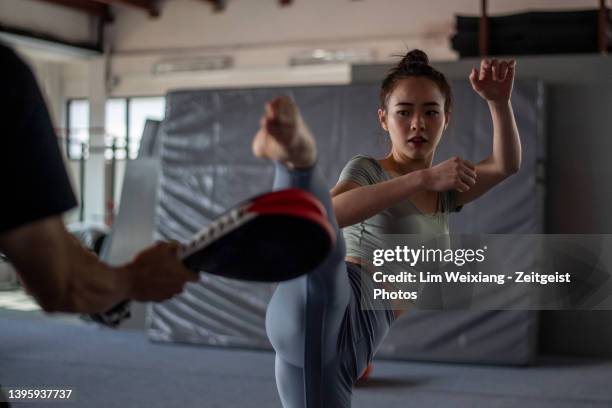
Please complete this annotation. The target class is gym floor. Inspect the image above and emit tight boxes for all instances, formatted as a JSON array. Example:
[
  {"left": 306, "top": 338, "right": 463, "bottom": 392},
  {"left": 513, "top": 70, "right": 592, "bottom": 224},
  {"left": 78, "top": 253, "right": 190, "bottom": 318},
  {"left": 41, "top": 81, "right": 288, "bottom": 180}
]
[{"left": 1, "top": 314, "right": 611, "bottom": 408}]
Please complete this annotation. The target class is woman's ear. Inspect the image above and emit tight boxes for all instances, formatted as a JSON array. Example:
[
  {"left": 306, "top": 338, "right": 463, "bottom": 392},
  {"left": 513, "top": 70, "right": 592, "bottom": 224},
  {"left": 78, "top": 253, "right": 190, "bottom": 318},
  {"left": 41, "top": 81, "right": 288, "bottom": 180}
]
[
  {"left": 378, "top": 108, "right": 388, "bottom": 132},
  {"left": 444, "top": 112, "right": 451, "bottom": 131}
]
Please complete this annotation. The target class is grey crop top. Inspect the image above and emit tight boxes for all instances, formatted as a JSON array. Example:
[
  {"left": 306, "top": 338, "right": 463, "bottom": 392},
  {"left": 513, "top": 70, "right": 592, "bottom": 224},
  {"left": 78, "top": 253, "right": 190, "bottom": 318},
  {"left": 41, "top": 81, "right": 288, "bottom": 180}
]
[{"left": 338, "top": 155, "right": 461, "bottom": 261}]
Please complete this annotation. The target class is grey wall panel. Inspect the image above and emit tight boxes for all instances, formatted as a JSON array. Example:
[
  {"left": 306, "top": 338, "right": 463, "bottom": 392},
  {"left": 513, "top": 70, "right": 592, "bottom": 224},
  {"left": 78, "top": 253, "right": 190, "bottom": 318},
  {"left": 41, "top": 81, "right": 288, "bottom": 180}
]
[{"left": 149, "top": 81, "right": 544, "bottom": 365}]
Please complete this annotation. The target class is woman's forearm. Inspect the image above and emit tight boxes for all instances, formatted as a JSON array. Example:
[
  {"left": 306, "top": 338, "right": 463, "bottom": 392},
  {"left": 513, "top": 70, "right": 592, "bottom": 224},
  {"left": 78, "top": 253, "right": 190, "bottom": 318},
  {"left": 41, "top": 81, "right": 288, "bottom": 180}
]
[
  {"left": 332, "top": 169, "right": 427, "bottom": 228},
  {"left": 488, "top": 100, "right": 521, "bottom": 175}
]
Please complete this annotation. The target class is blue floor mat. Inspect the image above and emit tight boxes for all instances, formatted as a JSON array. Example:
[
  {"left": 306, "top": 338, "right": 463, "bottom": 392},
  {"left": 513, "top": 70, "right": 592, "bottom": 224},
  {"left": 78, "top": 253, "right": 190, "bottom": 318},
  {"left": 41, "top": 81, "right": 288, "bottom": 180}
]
[{"left": 1, "top": 316, "right": 610, "bottom": 408}]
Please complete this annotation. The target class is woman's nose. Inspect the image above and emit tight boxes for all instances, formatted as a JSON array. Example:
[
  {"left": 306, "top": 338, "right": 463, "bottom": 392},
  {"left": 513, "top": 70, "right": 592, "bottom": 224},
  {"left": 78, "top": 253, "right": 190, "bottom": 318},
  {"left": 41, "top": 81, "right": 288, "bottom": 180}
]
[{"left": 410, "top": 115, "right": 426, "bottom": 131}]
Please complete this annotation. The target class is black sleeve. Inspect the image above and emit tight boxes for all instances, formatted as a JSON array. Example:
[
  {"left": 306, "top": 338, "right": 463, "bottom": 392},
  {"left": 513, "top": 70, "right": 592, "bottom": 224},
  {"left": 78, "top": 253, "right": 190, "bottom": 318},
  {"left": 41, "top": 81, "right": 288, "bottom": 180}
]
[{"left": 0, "top": 44, "right": 77, "bottom": 233}]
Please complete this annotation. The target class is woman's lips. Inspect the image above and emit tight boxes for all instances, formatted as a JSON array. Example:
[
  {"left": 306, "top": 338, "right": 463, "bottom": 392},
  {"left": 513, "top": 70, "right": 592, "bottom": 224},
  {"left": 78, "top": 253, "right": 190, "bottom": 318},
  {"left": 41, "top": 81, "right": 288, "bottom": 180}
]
[{"left": 408, "top": 136, "right": 427, "bottom": 147}]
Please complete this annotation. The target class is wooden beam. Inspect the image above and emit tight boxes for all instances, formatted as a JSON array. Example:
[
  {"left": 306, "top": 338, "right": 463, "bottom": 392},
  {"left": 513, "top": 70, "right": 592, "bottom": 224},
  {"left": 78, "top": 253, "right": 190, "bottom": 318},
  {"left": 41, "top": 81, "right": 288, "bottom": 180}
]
[
  {"left": 598, "top": 0, "right": 609, "bottom": 54},
  {"left": 201, "top": 0, "right": 227, "bottom": 12},
  {"left": 478, "top": 0, "right": 489, "bottom": 56},
  {"left": 32, "top": 0, "right": 111, "bottom": 20},
  {"left": 92, "top": 0, "right": 159, "bottom": 17}
]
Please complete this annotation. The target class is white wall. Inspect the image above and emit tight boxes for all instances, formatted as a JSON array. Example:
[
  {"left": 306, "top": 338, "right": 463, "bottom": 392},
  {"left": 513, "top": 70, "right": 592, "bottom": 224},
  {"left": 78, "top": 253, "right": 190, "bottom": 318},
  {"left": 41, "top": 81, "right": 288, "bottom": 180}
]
[
  {"left": 110, "top": 0, "right": 597, "bottom": 54},
  {"left": 10, "top": 0, "right": 607, "bottom": 98},
  {"left": 78, "top": 0, "right": 604, "bottom": 97}
]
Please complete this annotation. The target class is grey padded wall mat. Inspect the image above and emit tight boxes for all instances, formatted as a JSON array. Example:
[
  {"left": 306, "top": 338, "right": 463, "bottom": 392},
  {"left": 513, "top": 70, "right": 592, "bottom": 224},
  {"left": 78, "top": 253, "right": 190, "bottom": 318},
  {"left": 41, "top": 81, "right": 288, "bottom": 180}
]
[{"left": 149, "top": 81, "right": 545, "bottom": 364}]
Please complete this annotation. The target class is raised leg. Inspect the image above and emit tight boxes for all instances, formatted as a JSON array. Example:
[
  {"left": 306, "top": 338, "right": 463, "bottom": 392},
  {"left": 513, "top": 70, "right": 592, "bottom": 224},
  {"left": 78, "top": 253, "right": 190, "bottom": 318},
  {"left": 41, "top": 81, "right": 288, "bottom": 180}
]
[{"left": 254, "top": 97, "right": 353, "bottom": 407}]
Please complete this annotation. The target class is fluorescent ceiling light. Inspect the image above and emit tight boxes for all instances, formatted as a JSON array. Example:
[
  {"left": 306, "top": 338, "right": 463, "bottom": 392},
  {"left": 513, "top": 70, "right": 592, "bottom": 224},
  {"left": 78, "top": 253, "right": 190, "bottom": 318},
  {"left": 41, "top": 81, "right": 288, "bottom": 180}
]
[
  {"left": 289, "top": 48, "right": 374, "bottom": 66},
  {"left": 152, "top": 55, "right": 233, "bottom": 75}
]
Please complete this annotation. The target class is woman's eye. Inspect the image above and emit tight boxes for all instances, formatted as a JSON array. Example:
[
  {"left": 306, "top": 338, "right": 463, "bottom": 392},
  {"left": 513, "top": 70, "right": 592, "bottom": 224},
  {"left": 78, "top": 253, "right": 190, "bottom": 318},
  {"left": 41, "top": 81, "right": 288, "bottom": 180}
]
[
  {"left": 397, "top": 110, "right": 411, "bottom": 117},
  {"left": 426, "top": 110, "right": 440, "bottom": 116}
]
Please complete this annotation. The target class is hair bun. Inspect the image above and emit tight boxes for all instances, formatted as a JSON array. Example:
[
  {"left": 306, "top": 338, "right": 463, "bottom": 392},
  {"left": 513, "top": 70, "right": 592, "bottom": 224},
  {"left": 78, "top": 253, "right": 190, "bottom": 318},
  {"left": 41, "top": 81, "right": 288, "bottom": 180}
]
[{"left": 402, "top": 49, "right": 429, "bottom": 66}]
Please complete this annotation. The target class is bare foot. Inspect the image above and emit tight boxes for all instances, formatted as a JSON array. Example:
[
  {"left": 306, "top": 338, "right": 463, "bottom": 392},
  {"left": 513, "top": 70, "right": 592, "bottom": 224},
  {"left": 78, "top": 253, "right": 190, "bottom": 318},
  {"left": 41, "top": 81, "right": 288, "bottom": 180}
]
[{"left": 252, "top": 96, "right": 317, "bottom": 169}]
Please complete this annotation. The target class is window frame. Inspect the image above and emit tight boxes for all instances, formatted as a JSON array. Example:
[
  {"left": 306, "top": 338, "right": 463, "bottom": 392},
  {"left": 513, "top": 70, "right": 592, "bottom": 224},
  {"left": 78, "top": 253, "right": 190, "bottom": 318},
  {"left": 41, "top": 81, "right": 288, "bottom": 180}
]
[{"left": 65, "top": 95, "right": 166, "bottom": 161}]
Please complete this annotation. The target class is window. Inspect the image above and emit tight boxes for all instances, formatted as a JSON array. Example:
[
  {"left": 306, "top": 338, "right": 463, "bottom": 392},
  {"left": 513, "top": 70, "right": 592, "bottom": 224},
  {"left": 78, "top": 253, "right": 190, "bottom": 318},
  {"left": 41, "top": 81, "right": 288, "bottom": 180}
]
[
  {"left": 105, "top": 98, "right": 127, "bottom": 160},
  {"left": 66, "top": 99, "right": 89, "bottom": 159},
  {"left": 65, "top": 96, "right": 166, "bottom": 160}
]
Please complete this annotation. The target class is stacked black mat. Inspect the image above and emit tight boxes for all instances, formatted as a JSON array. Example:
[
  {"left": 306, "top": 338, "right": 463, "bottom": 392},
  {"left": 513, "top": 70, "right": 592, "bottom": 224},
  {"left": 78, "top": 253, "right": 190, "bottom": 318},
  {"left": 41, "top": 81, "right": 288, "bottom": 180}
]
[{"left": 452, "top": 9, "right": 612, "bottom": 57}]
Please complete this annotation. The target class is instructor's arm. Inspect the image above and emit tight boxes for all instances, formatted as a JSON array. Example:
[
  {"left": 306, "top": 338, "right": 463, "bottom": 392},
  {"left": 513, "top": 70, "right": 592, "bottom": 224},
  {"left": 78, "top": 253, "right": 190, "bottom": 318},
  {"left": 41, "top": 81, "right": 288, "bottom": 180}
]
[{"left": 0, "top": 216, "right": 197, "bottom": 314}]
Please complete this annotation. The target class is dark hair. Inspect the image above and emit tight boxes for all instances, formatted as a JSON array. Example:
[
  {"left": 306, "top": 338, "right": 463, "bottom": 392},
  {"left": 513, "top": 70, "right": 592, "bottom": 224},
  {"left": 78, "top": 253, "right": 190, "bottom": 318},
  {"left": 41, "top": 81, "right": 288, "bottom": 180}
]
[{"left": 379, "top": 49, "right": 452, "bottom": 114}]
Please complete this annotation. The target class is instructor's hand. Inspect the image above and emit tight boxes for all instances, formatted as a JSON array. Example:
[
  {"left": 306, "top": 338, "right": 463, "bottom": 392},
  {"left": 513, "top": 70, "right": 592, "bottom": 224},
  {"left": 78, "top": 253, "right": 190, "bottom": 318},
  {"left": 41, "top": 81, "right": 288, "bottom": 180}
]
[
  {"left": 424, "top": 157, "right": 476, "bottom": 193},
  {"left": 122, "top": 241, "right": 198, "bottom": 302}
]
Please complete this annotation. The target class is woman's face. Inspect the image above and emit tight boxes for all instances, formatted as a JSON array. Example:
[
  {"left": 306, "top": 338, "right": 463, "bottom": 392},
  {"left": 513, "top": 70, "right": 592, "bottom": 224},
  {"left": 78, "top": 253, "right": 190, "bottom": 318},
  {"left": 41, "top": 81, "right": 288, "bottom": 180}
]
[{"left": 378, "top": 77, "right": 448, "bottom": 162}]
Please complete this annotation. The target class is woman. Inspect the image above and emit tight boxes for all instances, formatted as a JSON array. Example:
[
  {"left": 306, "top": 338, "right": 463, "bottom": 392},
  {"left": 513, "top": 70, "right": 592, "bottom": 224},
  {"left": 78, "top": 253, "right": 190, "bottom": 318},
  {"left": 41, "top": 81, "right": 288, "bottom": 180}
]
[{"left": 254, "top": 49, "right": 520, "bottom": 408}]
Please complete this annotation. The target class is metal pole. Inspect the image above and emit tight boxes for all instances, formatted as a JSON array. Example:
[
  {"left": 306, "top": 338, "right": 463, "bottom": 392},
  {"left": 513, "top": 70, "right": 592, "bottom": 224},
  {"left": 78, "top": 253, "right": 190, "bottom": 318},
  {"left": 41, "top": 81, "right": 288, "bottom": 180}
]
[
  {"left": 598, "top": 0, "right": 609, "bottom": 54},
  {"left": 126, "top": 98, "right": 131, "bottom": 159},
  {"left": 65, "top": 100, "right": 71, "bottom": 158},
  {"left": 109, "top": 138, "right": 116, "bottom": 224},
  {"left": 479, "top": 0, "right": 489, "bottom": 57},
  {"left": 79, "top": 142, "right": 86, "bottom": 222}
]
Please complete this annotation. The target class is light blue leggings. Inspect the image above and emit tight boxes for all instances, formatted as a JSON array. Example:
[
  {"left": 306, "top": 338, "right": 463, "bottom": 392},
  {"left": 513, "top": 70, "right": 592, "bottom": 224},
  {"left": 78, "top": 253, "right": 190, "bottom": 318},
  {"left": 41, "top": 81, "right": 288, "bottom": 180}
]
[{"left": 265, "top": 163, "right": 395, "bottom": 408}]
